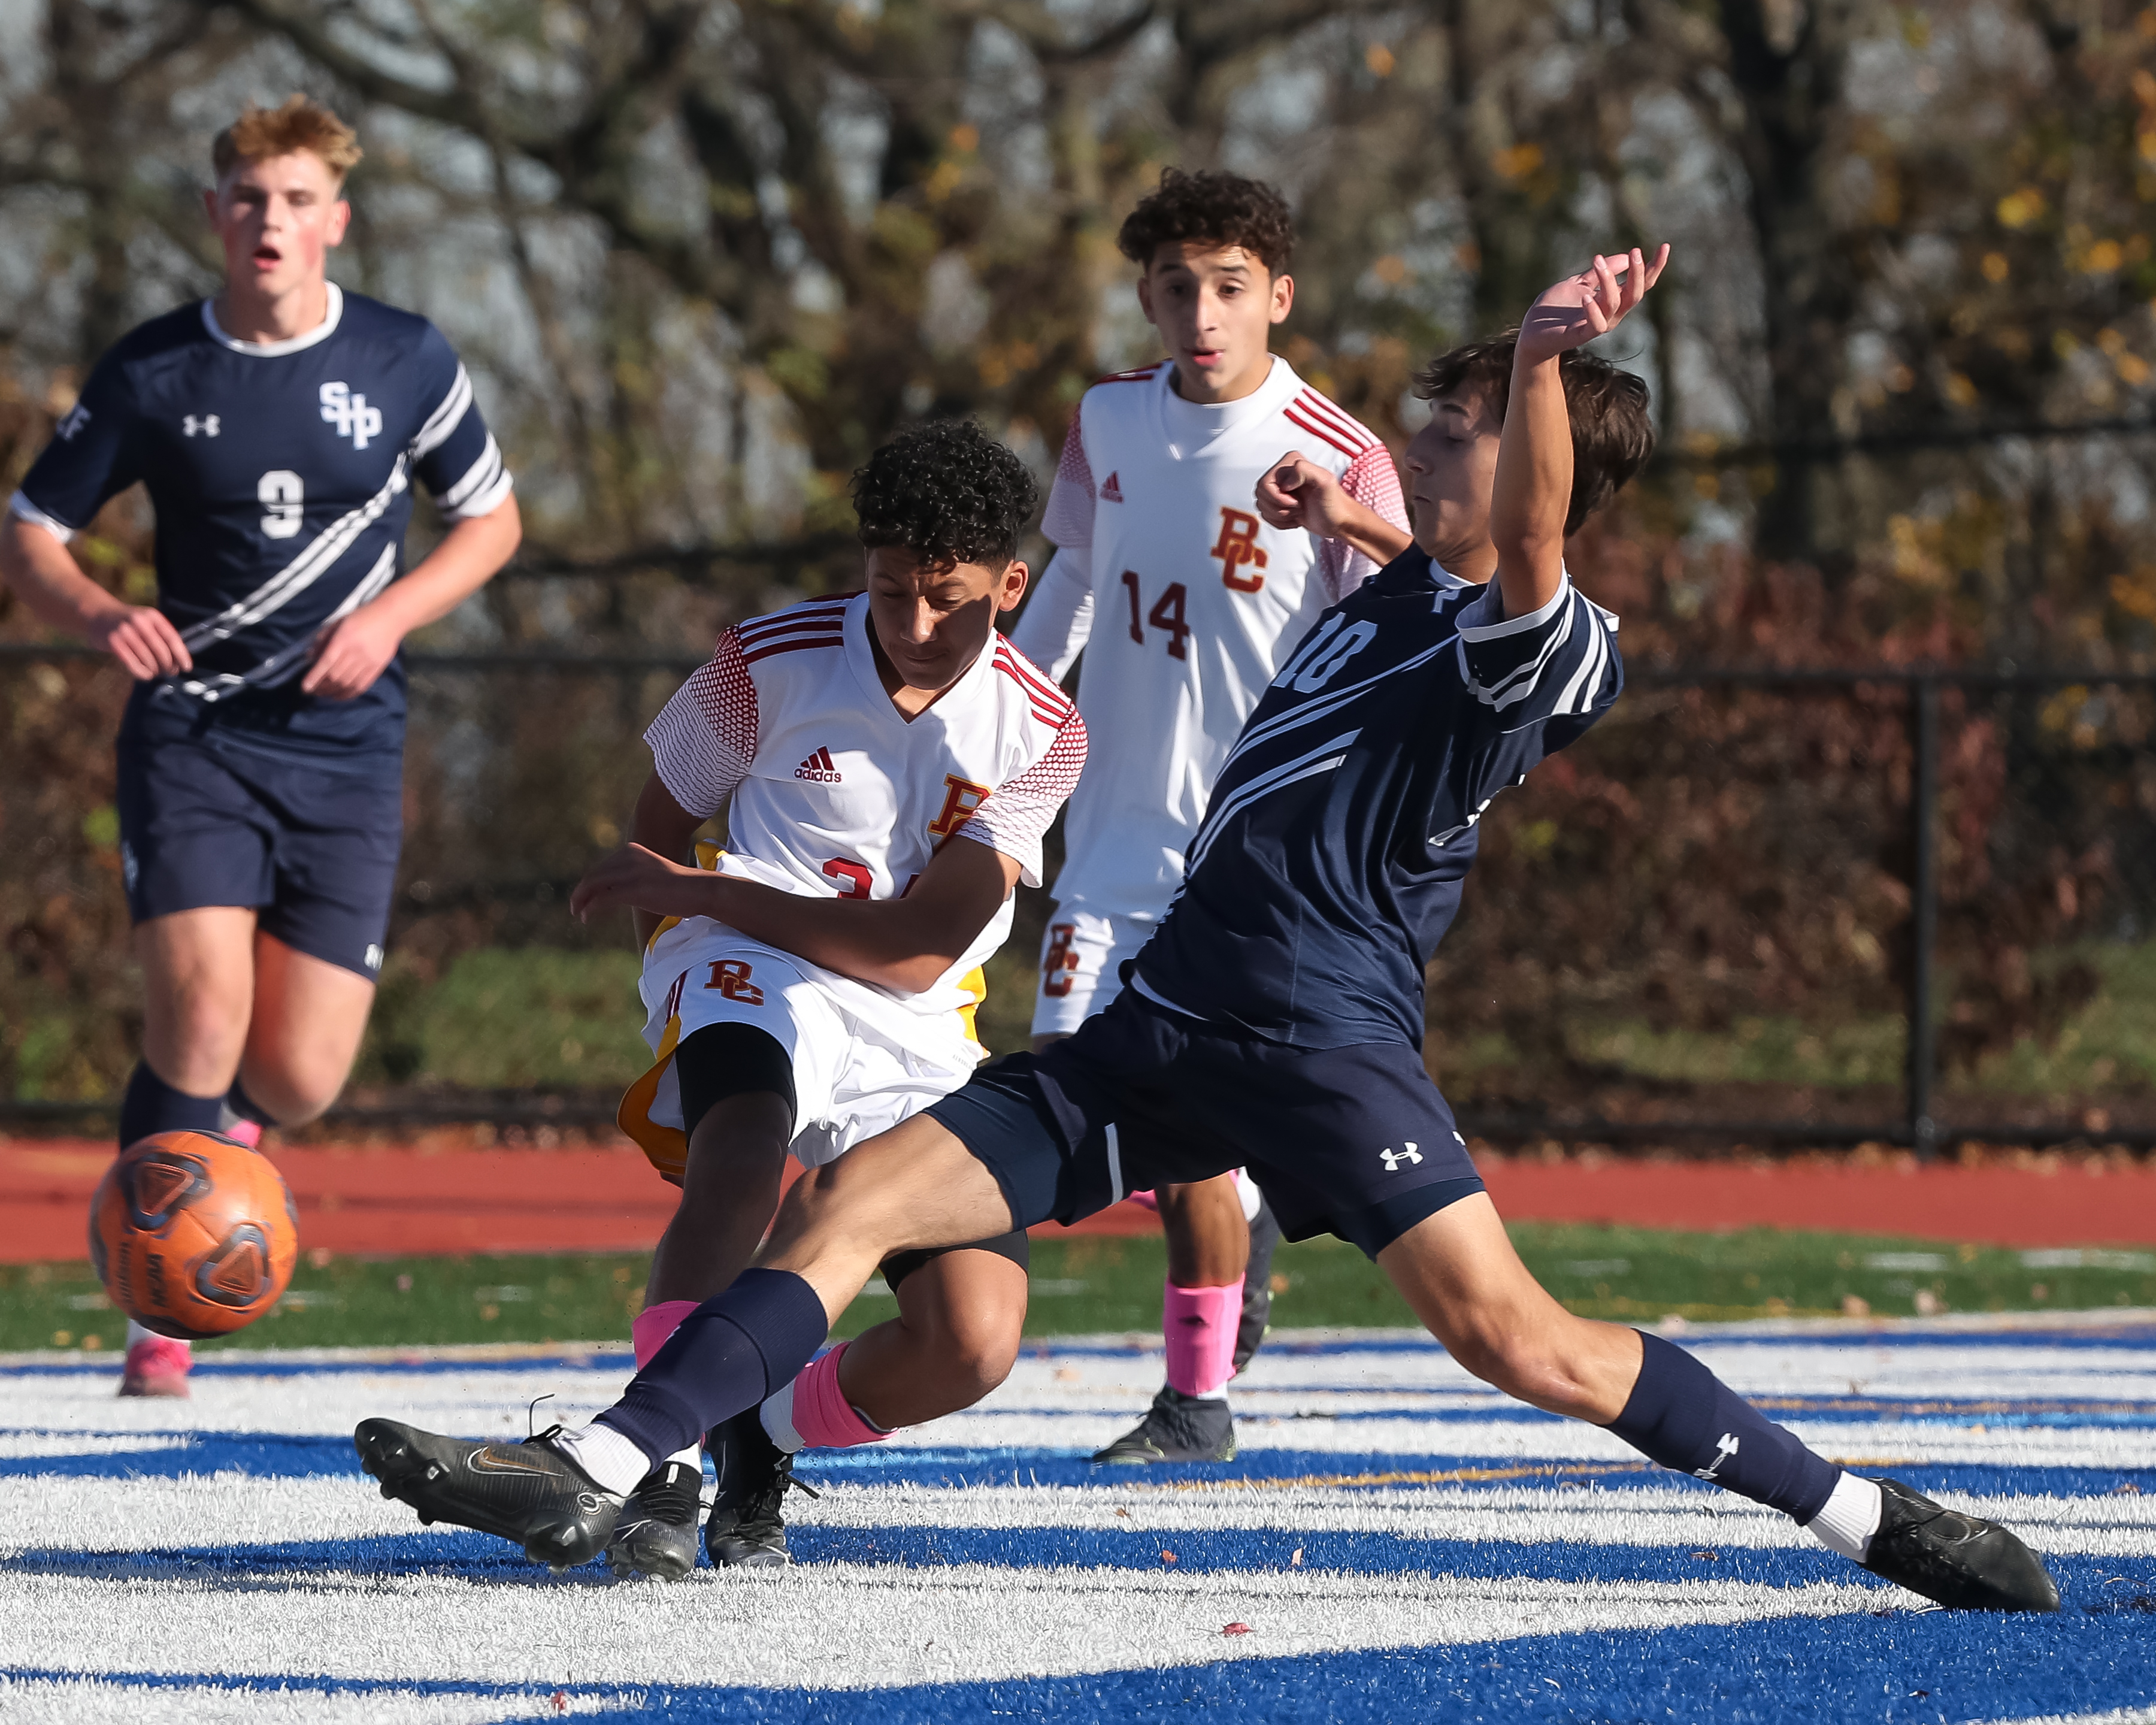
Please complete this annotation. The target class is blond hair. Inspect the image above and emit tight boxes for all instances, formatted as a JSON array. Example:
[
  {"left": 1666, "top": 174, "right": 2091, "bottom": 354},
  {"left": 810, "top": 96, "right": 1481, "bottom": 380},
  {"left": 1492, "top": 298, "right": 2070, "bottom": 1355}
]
[{"left": 213, "top": 96, "right": 363, "bottom": 183}]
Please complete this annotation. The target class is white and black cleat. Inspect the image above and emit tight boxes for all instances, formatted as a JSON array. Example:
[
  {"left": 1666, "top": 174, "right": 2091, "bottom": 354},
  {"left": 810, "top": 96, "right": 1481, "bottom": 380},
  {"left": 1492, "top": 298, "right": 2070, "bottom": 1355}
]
[
  {"left": 354, "top": 1417, "right": 623, "bottom": 1570},
  {"left": 607, "top": 1460, "right": 704, "bottom": 1581},
  {"left": 1092, "top": 1384, "right": 1237, "bottom": 1464},
  {"left": 1862, "top": 1478, "right": 2061, "bottom": 1612},
  {"left": 704, "top": 1408, "right": 800, "bottom": 1569}
]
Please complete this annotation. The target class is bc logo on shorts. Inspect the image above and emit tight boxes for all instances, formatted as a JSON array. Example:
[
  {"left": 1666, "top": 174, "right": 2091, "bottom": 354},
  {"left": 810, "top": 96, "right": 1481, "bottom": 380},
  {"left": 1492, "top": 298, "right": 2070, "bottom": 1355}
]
[
  {"left": 703, "top": 959, "right": 765, "bottom": 1006},
  {"left": 1041, "top": 922, "right": 1080, "bottom": 998}
]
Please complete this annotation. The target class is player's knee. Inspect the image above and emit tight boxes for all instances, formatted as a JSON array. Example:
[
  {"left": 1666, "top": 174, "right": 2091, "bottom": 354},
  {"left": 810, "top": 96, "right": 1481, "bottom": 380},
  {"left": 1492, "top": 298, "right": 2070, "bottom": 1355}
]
[
  {"left": 235, "top": 1060, "right": 340, "bottom": 1127},
  {"left": 1452, "top": 1322, "right": 1599, "bottom": 1417},
  {"left": 916, "top": 1302, "right": 1021, "bottom": 1403}
]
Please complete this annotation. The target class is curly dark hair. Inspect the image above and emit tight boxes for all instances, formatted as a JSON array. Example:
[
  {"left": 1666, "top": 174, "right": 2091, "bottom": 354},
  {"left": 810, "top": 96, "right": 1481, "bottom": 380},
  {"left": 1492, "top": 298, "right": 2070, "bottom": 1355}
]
[
  {"left": 1116, "top": 168, "right": 1295, "bottom": 274},
  {"left": 850, "top": 418, "right": 1040, "bottom": 570},
  {"left": 1414, "top": 337, "right": 1657, "bottom": 535}
]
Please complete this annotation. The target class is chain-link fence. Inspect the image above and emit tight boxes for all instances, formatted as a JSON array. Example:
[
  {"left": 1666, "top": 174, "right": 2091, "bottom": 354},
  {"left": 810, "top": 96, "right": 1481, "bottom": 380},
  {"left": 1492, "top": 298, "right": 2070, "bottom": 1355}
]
[{"left": 4, "top": 643, "right": 2153, "bottom": 1152}]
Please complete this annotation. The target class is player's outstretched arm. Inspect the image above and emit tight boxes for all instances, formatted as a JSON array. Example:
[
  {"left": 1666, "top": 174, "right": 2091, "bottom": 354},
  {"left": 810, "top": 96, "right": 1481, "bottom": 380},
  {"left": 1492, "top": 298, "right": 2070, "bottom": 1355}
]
[
  {"left": 571, "top": 828, "right": 1022, "bottom": 995},
  {"left": 301, "top": 495, "right": 522, "bottom": 699},
  {"left": 1489, "top": 246, "right": 1667, "bottom": 621},
  {"left": 1255, "top": 452, "right": 1413, "bottom": 568},
  {"left": 623, "top": 773, "right": 709, "bottom": 952},
  {"left": 0, "top": 515, "right": 192, "bottom": 678}
]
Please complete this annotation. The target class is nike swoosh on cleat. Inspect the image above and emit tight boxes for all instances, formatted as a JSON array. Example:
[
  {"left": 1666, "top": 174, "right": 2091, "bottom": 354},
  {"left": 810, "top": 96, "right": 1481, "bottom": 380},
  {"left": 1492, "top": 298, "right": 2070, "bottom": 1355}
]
[{"left": 465, "top": 1448, "right": 556, "bottom": 1476}]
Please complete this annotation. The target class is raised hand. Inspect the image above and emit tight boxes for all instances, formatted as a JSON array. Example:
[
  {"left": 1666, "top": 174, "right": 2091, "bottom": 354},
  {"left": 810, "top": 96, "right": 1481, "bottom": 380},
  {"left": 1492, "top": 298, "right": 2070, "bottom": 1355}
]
[
  {"left": 1255, "top": 450, "right": 1343, "bottom": 534},
  {"left": 1517, "top": 245, "right": 1670, "bottom": 368}
]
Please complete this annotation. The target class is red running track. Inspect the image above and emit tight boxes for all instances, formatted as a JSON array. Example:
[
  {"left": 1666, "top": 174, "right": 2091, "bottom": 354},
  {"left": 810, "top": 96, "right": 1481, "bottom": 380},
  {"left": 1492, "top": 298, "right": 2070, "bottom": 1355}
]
[{"left": 7, "top": 1137, "right": 2155, "bottom": 1264}]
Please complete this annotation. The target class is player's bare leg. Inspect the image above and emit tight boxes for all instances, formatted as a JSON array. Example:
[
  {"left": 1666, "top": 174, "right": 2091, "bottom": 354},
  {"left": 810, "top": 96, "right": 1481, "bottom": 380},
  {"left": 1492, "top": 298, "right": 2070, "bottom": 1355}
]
[
  {"left": 122, "top": 909, "right": 259, "bottom": 1396},
  {"left": 644, "top": 1091, "right": 795, "bottom": 1307},
  {"left": 240, "top": 932, "right": 376, "bottom": 1124},
  {"left": 1097, "top": 1172, "right": 1250, "bottom": 1463},
  {"left": 1377, "top": 1191, "right": 2059, "bottom": 1609},
  {"left": 702, "top": 1242, "right": 1029, "bottom": 1569}
]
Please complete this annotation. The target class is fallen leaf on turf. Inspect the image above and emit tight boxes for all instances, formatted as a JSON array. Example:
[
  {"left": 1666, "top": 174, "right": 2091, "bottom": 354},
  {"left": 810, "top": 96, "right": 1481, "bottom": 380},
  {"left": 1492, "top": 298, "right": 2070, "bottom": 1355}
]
[
  {"left": 1689, "top": 1549, "right": 1719, "bottom": 1561},
  {"left": 549, "top": 1693, "right": 567, "bottom": 1714},
  {"left": 1290, "top": 1547, "right": 1304, "bottom": 1566},
  {"left": 1116, "top": 1507, "right": 1131, "bottom": 1517},
  {"left": 1222, "top": 1623, "right": 1252, "bottom": 1636},
  {"left": 2114, "top": 1483, "right": 2142, "bottom": 1495},
  {"left": 1160, "top": 1550, "right": 1177, "bottom": 1564}
]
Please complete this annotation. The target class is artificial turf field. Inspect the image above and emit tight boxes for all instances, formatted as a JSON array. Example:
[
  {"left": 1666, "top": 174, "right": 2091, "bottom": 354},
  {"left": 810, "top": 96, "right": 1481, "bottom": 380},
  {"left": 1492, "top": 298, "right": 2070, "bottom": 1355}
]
[{"left": 6, "top": 1227, "right": 2156, "bottom": 1721}]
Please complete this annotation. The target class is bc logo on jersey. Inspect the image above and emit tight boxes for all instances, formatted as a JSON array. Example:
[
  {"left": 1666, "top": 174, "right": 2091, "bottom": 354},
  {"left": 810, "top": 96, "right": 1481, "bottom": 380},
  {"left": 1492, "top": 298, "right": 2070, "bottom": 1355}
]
[
  {"left": 319, "top": 382, "right": 384, "bottom": 451},
  {"left": 926, "top": 775, "right": 993, "bottom": 840},
  {"left": 1211, "top": 507, "right": 1269, "bottom": 593}
]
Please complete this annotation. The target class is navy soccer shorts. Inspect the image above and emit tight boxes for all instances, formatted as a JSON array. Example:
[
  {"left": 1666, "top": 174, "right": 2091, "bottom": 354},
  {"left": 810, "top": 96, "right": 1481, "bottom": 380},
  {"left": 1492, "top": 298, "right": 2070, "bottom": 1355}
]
[
  {"left": 115, "top": 724, "right": 402, "bottom": 980},
  {"left": 925, "top": 992, "right": 1486, "bottom": 1260}
]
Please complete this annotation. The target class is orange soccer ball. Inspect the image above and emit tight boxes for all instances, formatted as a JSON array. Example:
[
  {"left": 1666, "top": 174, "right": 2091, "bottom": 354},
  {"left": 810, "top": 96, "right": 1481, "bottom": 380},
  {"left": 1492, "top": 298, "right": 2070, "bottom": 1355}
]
[{"left": 89, "top": 1130, "right": 299, "bottom": 1339}]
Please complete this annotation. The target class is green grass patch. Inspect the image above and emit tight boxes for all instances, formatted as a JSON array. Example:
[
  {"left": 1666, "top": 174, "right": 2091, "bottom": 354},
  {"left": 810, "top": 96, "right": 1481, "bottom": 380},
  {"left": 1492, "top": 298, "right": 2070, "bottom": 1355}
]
[{"left": 7, "top": 1224, "right": 2151, "bottom": 1356}]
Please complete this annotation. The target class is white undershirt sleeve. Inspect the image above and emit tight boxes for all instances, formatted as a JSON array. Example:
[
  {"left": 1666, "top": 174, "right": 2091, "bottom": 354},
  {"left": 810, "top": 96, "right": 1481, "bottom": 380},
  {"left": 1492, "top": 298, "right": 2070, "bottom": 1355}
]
[{"left": 1007, "top": 546, "right": 1094, "bottom": 681}]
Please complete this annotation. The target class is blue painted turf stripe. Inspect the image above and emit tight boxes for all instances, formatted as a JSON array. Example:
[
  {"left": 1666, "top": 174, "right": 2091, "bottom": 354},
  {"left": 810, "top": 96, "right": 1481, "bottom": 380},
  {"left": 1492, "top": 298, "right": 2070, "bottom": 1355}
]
[{"left": 13, "top": 1588, "right": 2156, "bottom": 1725}]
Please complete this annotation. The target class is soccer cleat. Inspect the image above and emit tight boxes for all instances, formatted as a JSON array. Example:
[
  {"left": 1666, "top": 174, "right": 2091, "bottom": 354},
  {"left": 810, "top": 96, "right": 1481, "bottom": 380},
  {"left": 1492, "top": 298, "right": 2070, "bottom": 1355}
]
[
  {"left": 1861, "top": 1477, "right": 2061, "bottom": 1612},
  {"left": 607, "top": 1460, "right": 704, "bottom": 1581},
  {"left": 703, "top": 1408, "right": 799, "bottom": 1569},
  {"left": 1092, "top": 1384, "right": 1238, "bottom": 1464},
  {"left": 353, "top": 1418, "right": 623, "bottom": 1569},
  {"left": 1234, "top": 1193, "right": 1282, "bottom": 1375},
  {"left": 119, "top": 1335, "right": 192, "bottom": 1399}
]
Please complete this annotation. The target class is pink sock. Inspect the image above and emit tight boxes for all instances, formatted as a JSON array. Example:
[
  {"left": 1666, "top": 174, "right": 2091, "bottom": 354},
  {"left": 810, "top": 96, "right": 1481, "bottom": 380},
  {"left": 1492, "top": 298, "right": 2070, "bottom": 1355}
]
[
  {"left": 785, "top": 1343, "right": 891, "bottom": 1450},
  {"left": 631, "top": 1299, "right": 700, "bottom": 1370},
  {"left": 1164, "top": 1278, "right": 1243, "bottom": 1399}
]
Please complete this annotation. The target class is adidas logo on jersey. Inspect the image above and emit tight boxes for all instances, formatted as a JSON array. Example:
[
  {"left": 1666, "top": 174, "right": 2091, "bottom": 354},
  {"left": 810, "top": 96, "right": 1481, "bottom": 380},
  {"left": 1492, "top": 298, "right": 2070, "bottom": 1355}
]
[
  {"left": 319, "top": 380, "right": 384, "bottom": 450},
  {"left": 1098, "top": 471, "right": 1124, "bottom": 503},
  {"left": 795, "top": 746, "right": 842, "bottom": 783}
]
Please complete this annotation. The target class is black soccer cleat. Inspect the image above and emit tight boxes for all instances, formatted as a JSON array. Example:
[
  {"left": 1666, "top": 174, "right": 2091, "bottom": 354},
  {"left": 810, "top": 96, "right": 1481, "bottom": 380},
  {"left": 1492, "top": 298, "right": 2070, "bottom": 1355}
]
[
  {"left": 704, "top": 1408, "right": 800, "bottom": 1569},
  {"left": 1860, "top": 1477, "right": 2061, "bottom": 1612},
  {"left": 354, "top": 1417, "right": 623, "bottom": 1570},
  {"left": 1235, "top": 1191, "right": 1283, "bottom": 1375},
  {"left": 1092, "top": 1384, "right": 1238, "bottom": 1464},
  {"left": 607, "top": 1458, "right": 704, "bottom": 1581}
]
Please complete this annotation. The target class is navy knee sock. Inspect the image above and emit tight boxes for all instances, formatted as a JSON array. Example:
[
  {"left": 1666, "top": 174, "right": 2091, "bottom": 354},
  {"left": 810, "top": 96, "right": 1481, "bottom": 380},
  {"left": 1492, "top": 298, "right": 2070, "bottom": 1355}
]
[
  {"left": 1609, "top": 1331, "right": 1840, "bottom": 1523},
  {"left": 597, "top": 1268, "right": 830, "bottom": 1464},
  {"left": 119, "top": 1063, "right": 225, "bottom": 1152}
]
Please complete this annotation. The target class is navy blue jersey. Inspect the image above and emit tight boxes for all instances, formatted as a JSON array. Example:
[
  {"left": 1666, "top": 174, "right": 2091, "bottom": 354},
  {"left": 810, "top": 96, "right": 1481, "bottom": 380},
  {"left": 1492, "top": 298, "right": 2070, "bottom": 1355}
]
[
  {"left": 1133, "top": 548, "right": 1622, "bottom": 1049},
  {"left": 10, "top": 285, "right": 511, "bottom": 754}
]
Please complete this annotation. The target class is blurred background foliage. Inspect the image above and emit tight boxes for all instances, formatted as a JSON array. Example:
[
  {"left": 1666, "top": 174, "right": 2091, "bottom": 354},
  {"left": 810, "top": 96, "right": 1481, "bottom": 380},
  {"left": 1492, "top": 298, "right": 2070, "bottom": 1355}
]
[{"left": 2, "top": 0, "right": 2154, "bottom": 1135}]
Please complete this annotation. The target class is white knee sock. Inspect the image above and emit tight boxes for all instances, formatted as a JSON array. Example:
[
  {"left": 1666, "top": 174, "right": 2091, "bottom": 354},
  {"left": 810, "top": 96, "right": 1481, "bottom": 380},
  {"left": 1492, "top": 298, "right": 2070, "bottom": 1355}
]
[{"left": 1805, "top": 1472, "right": 1884, "bottom": 1561}]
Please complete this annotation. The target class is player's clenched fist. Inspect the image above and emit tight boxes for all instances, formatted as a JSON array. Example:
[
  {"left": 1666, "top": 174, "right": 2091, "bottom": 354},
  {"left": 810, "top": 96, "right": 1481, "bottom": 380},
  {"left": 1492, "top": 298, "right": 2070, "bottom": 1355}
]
[
  {"left": 571, "top": 842, "right": 710, "bottom": 925},
  {"left": 1255, "top": 450, "right": 1415, "bottom": 570},
  {"left": 89, "top": 603, "right": 193, "bottom": 679}
]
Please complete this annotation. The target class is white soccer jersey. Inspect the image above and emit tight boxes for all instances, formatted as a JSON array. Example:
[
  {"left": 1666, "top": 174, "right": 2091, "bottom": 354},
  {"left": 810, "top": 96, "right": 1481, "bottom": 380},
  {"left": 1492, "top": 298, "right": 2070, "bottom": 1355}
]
[
  {"left": 1009, "top": 355, "right": 1406, "bottom": 921},
  {"left": 643, "top": 591, "right": 1087, "bottom": 1036}
]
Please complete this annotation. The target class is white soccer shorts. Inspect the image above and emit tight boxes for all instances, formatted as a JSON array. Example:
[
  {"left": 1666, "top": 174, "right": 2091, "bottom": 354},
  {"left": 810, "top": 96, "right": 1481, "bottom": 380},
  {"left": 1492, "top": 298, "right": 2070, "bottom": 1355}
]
[
  {"left": 619, "top": 920, "right": 983, "bottom": 1183},
  {"left": 1028, "top": 905, "right": 1155, "bottom": 1039}
]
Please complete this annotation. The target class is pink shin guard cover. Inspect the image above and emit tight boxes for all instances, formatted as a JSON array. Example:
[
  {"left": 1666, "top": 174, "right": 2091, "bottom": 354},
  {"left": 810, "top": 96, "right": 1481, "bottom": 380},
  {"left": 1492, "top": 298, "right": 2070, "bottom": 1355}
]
[
  {"left": 1164, "top": 1278, "right": 1243, "bottom": 1398},
  {"left": 788, "top": 1343, "right": 891, "bottom": 1451},
  {"left": 631, "top": 1300, "right": 701, "bottom": 1370}
]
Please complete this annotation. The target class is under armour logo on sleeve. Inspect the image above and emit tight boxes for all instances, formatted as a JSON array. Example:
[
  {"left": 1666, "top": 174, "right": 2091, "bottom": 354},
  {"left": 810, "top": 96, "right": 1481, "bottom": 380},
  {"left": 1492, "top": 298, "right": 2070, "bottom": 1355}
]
[
  {"left": 1694, "top": 1433, "right": 1740, "bottom": 1481},
  {"left": 1379, "top": 1144, "right": 1422, "bottom": 1172},
  {"left": 183, "top": 415, "right": 220, "bottom": 438},
  {"left": 319, "top": 382, "right": 383, "bottom": 450}
]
